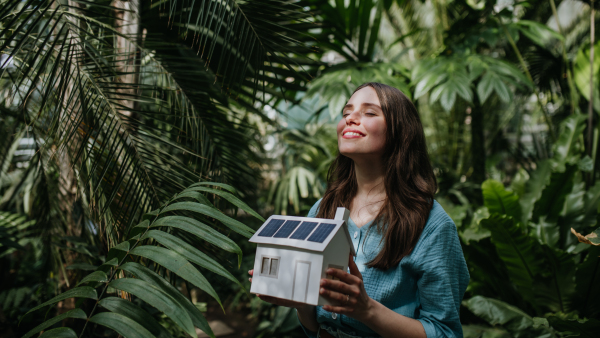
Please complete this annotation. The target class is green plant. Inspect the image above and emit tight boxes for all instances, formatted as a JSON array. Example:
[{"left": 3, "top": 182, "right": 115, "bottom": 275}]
[
  {"left": 458, "top": 114, "right": 600, "bottom": 334},
  {"left": 20, "top": 182, "right": 262, "bottom": 337}
]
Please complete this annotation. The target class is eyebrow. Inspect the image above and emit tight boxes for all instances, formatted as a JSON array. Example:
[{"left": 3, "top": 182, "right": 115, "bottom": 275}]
[{"left": 343, "top": 103, "right": 382, "bottom": 110}]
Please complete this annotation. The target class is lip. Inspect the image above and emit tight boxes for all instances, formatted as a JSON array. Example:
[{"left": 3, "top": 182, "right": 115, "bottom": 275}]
[{"left": 342, "top": 128, "right": 366, "bottom": 139}]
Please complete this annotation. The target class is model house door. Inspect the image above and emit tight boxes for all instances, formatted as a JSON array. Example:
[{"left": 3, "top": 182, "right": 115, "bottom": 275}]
[{"left": 292, "top": 261, "right": 310, "bottom": 303}]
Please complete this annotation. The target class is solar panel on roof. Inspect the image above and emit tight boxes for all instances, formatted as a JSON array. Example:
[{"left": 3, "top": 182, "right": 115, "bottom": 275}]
[
  {"left": 289, "top": 221, "right": 318, "bottom": 240},
  {"left": 307, "top": 223, "right": 336, "bottom": 243},
  {"left": 257, "top": 219, "right": 285, "bottom": 237},
  {"left": 273, "top": 220, "right": 301, "bottom": 238}
]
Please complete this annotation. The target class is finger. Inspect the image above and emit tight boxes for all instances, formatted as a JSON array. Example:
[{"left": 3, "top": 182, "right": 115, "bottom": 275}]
[
  {"left": 248, "top": 277, "right": 252, "bottom": 283},
  {"left": 248, "top": 269, "right": 254, "bottom": 276},
  {"left": 321, "top": 278, "right": 357, "bottom": 297},
  {"left": 348, "top": 254, "right": 363, "bottom": 280},
  {"left": 326, "top": 267, "right": 361, "bottom": 285},
  {"left": 319, "top": 286, "right": 357, "bottom": 306}
]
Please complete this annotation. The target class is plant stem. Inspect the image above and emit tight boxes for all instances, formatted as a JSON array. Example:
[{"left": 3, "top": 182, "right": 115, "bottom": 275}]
[
  {"left": 549, "top": 0, "right": 580, "bottom": 115},
  {"left": 496, "top": 17, "right": 556, "bottom": 141},
  {"left": 589, "top": 0, "right": 596, "bottom": 159}
]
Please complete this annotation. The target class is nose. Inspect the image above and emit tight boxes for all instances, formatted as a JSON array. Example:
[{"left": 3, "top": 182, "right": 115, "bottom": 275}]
[{"left": 345, "top": 110, "right": 360, "bottom": 125}]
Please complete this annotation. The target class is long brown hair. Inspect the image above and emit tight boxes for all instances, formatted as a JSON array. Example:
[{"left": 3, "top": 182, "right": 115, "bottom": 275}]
[{"left": 316, "top": 82, "right": 437, "bottom": 270}]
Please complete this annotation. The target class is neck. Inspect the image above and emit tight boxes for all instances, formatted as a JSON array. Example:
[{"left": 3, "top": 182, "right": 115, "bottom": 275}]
[{"left": 353, "top": 156, "right": 386, "bottom": 198}]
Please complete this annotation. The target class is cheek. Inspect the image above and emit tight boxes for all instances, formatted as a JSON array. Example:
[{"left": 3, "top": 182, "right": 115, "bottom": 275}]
[
  {"left": 336, "top": 119, "right": 345, "bottom": 135},
  {"left": 368, "top": 120, "right": 387, "bottom": 150}
]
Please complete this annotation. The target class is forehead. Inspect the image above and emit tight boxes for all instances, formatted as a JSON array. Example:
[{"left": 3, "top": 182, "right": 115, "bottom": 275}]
[{"left": 347, "top": 86, "right": 380, "bottom": 106}]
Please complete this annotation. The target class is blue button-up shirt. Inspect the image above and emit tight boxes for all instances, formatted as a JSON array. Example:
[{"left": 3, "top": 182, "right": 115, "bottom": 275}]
[{"left": 299, "top": 199, "right": 469, "bottom": 338}]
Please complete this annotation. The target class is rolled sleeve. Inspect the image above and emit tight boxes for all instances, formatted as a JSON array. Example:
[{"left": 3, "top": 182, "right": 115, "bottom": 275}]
[{"left": 414, "top": 221, "right": 470, "bottom": 338}]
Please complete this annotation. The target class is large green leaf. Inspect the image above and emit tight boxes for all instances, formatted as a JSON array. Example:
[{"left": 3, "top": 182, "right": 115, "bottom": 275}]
[
  {"left": 480, "top": 215, "right": 545, "bottom": 292},
  {"left": 573, "top": 42, "right": 600, "bottom": 113},
  {"left": 462, "top": 296, "right": 553, "bottom": 337},
  {"left": 574, "top": 247, "right": 600, "bottom": 318},
  {"left": 25, "top": 286, "right": 97, "bottom": 315},
  {"left": 521, "top": 160, "right": 553, "bottom": 224},
  {"left": 547, "top": 316, "right": 600, "bottom": 338},
  {"left": 143, "top": 230, "right": 244, "bottom": 290},
  {"left": 182, "top": 186, "right": 264, "bottom": 221},
  {"left": 22, "top": 308, "right": 87, "bottom": 338},
  {"left": 99, "top": 297, "right": 172, "bottom": 338},
  {"left": 90, "top": 312, "right": 156, "bottom": 338},
  {"left": 109, "top": 278, "right": 196, "bottom": 338},
  {"left": 38, "top": 328, "right": 78, "bottom": 338},
  {"left": 482, "top": 180, "right": 521, "bottom": 221},
  {"left": 118, "top": 262, "right": 214, "bottom": 338},
  {"left": 77, "top": 271, "right": 108, "bottom": 286},
  {"left": 552, "top": 115, "right": 587, "bottom": 170},
  {"left": 534, "top": 246, "right": 576, "bottom": 312},
  {"left": 160, "top": 202, "right": 254, "bottom": 237},
  {"left": 532, "top": 165, "right": 577, "bottom": 223},
  {"left": 462, "top": 325, "right": 510, "bottom": 338},
  {"left": 142, "top": 215, "right": 242, "bottom": 264},
  {"left": 129, "top": 245, "right": 221, "bottom": 307}
]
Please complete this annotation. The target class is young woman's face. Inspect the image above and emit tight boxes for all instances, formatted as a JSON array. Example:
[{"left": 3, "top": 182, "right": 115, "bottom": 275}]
[{"left": 337, "top": 86, "right": 387, "bottom": 160}]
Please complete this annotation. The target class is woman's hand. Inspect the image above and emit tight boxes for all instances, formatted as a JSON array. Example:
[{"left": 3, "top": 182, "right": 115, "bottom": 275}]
[
  {"left": 248, "top": 269, "right": 312, "bottom": 310},
  {"left": 319, "top": 254, "right": 374, "bottom": 322}
]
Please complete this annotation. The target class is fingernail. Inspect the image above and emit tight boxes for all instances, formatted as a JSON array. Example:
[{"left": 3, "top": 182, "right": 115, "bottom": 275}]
[{"left": 320, "top": 288, "right": 325, "bottom": 294}]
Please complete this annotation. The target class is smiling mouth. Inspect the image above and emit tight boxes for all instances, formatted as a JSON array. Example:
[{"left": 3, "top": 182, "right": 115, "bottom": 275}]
[{"left": 343, "top": 131, "right": 365, "bottom": 137}]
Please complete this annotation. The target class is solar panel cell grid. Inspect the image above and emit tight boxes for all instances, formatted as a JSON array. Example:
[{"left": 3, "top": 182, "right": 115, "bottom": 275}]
[
  {"left": 289, "top": 221, "right": 319, "bottom": 240},
  {"left": 257, "top": 219, "right": 285, "bottom": 237},
  {"left": 273, "top": 220, "right": 301, "bottom": 238},
  {"left": 307, "top": 223, "right": 336, "bottom": 243}
]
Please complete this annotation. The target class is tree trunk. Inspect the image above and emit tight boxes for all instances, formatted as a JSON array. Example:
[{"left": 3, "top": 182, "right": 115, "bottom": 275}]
[{"left": 471, "top": 95, "right": 486, "bottom": 186}]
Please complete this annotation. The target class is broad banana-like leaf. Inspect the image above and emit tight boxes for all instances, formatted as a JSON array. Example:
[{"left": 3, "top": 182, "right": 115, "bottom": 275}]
[
  {"left": 482, "top": 179, "right": 521, "bottom": 221},
  {"left": 573, "top": 247, "right": 600, "bottom": 318},
  {"left": 480, "top": 215, "right": 545, "bottom": 292},
  {"left": 573, "top": 42, "right": 600, "bottom": 113},
  {"left": 520, "top": 160, "right": 552, "bottom": 224},
  {"left": 462, "top": 296, "right": 554, "bottom": 338},
  {"left": 547, "top": 316, "right": 600, "bottom": 338},
  {"left": 552, "top": 115, "right": 587, "bottom": 171}
]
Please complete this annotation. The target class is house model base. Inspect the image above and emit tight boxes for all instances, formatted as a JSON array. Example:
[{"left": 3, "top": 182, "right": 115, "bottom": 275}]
[{"left": 249, "top": 208, "right": 356, "bottom": 306}]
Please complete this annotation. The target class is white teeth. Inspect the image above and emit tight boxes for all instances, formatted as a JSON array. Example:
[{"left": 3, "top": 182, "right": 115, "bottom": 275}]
[{"left": 344, "top": 132, "right": 362, "bottom": 137}]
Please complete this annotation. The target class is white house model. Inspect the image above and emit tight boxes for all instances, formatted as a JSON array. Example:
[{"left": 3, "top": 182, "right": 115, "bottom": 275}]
[{"left": 249, "top": 208, "right": 356, "bottom": 306}]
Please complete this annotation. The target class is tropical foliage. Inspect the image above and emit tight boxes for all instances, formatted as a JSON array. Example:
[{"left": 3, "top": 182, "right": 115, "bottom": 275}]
[{"left": 1, "top": 0, "right": 599, "bottom": 337}]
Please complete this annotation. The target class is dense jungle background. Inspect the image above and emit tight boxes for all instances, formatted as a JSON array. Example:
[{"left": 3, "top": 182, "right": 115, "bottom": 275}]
[{"left": 1, "top": 0, "right": 599, "bottom": 337}]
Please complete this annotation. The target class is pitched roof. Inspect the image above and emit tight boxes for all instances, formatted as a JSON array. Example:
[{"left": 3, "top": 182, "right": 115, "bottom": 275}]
[{"left": 249, "top": 215, "right": 356, "bottom": 254}]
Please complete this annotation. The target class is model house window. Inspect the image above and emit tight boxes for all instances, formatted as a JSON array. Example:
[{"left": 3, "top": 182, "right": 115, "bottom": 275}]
[
  {"left": 260, "top": 256, "right": 280, "bottom": 278},
  {"left": 326, "top": 264, "right": 343, "bottom": 281}
]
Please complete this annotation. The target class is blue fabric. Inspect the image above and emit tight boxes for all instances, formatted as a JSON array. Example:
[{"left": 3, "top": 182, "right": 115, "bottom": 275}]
[{"left": 298, "top": 199, "right": 469, "bottom": 338}]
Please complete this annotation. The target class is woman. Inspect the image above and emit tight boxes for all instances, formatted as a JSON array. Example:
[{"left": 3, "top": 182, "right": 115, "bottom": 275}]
[{"left": 250, "top": 82, "right": 469, "bottom": 338}]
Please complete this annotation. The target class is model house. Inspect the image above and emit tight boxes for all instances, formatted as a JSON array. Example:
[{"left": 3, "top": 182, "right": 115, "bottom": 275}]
[{"left": 249, "top": 208, "right": 356, "bottom": 306}]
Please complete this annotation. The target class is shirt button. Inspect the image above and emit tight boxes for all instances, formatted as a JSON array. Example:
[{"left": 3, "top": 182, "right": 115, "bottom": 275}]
[
  {"left": 332, "top": 313, "right": 337, "bottom": 319},
  {"left": 353, "top": 231, "right": 358, "bottom": 239}
]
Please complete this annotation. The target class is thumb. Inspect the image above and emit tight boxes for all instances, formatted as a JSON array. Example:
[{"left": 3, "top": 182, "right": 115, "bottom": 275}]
[{"left": 348, "top": 253, "right": 362, "bottom": 280}]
